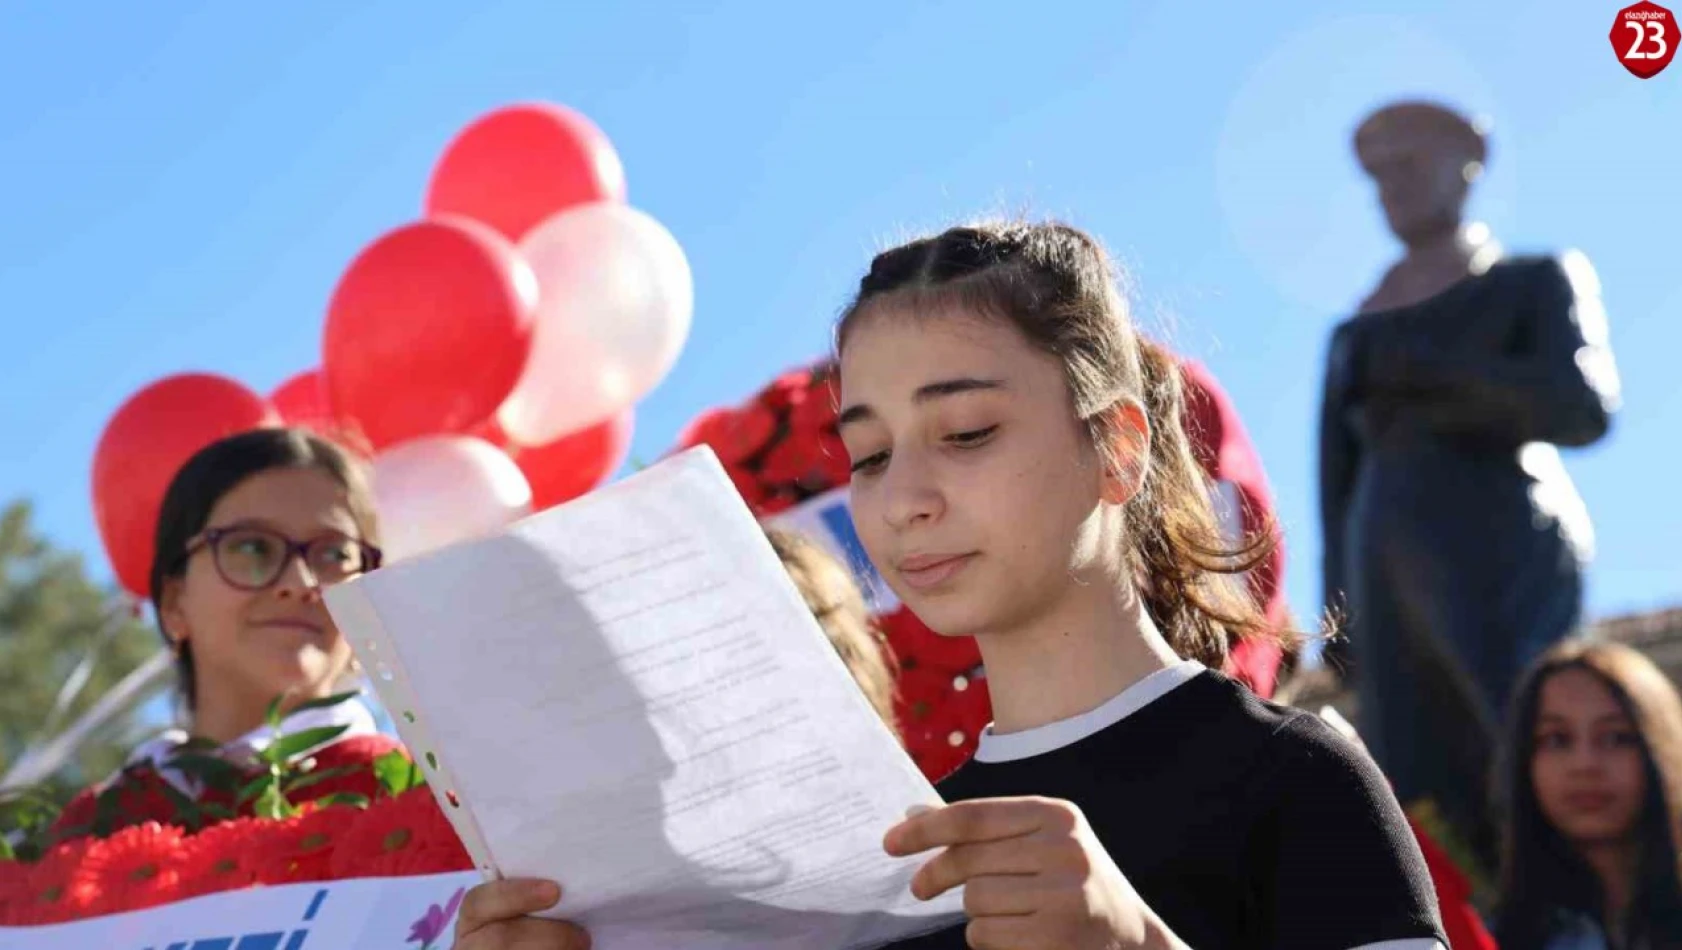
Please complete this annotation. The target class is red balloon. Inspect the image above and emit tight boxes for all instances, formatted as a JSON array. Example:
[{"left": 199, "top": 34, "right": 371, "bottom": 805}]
[
  {"left": 424, "top": 103, "right": 627, "bottom": 242},
  {"left": 270, "top": 369, "right": 333, "bottom": 432},
  {"left": 323, "top": 218, "right": 536, "bottom": 451},
  {"left": 466, "top": 414, "right": 515, "bottom": 452},
  {"left": 517, "top": 410, "right": 634, "bottom": 511},
  {"left": 93, "top": 374, "right": 279, "bottom": 597}
]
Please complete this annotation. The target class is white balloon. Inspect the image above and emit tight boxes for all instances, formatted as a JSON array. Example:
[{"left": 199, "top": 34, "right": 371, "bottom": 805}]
[
  {"left": 498, "top": 203, "right": 693, "bottom": 446},
  {"left": 372, "top": 435, "right": 532, "bottom": 562}
]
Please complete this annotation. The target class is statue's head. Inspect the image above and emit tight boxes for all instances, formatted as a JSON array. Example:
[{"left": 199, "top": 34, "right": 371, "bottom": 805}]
[{"left": 1354, "top": 100, "right": 1488, "bottom": 247}]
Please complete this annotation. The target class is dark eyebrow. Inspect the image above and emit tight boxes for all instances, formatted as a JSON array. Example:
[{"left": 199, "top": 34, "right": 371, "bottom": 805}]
[
  {"left": 213, "top": 518, "right": 359, "bottom": 541},
  {"left": 1535, "top": 712, "right": 1635, "bottom": 729},
  {"left": 837, "top": 377, "right": 1006, "bottom": 429}
]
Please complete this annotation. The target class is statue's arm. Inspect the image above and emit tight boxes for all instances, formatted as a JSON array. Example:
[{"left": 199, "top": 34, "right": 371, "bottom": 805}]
[
  {"left": 1318, "top": 331, "right": 1358, "bottom": 668},
  {"left": 1362, "top": 254, "right": 1619, "bottom": 447}
]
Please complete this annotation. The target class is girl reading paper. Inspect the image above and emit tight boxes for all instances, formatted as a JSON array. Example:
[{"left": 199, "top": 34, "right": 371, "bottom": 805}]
[{"left": 455, "top": 221, "right": 1446, "bottom": 949}]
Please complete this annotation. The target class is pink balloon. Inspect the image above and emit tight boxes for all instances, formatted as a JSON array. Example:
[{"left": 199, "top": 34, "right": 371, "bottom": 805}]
[
  {"left": 498, "top": 204, "right": 692, "bottom": 445},
  {"left": 370, "top": 435, "right": 532, "bottom": 562}
]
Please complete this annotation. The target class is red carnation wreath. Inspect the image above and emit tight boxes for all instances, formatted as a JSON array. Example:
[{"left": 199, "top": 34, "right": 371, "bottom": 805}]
[{"left": 0, "top": 737, "right": 477, "bottom": 927}]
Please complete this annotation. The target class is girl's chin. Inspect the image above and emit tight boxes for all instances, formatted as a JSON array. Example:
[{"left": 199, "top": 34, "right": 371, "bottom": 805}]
[
  {"left": 904, "top": 602, "right": 991, "bottom": 640},
  {"left": 249, "top": 658, "right": 346, "bottom": 701}
]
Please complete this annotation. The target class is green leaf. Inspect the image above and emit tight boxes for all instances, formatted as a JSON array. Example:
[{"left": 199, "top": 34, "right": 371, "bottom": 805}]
[
  {"left": 235, "top": 774, "right": 275, "bottom": 807},
  {"left": 0, "top": 785, "right": 59, "bottom": 809},
  {"left": 252, "top": 784, "right": 291, "bottom": 821},
  {"left": 313, "top": 792, "right": 370, "bottom": 810},
  {"left": 199, "top": 803, "right": 236, "bottom": 822},
  {"left": 373, "top": 749, "right": 423, "bottom": 797},
  {"left": 152, "top": 780, "right": 206, "bottom": 832},
  {"left": 0, "top": 836, "right": 15, "bottom": 861},
  {"left": 282, "top": 765, "right": 359, "bottom": 795},
  {"left": 264, "top": 693, "right": 287, "bottom": 729},
  {"left": 163, "top": 753, "right": 242, "bottom": 784},
  {"left": 177, "top": 737, "right": 221, "bottom": 753},
  {"left": 47, "top": 823, "right": 91, "bottom": 845},
  {"left": 92, "top": 783, "right": 123, "bottom": 837},
  {"left": 261, "top": 725, "right": 350, "bottom": 765},
  {"left": 289, "top": 690, "right": 363, "bottom": 715},
  {"left": 0, "top": 792, "right": 59, "bottom": 835}
]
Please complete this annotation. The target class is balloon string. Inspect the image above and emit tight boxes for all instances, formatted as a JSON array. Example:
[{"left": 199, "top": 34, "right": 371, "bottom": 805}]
[{"left": 35, "top": 592, "right": 143, "bottom": 744}]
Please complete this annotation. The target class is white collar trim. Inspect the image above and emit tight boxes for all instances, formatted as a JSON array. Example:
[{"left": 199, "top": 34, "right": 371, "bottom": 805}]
[
  {"left": 973, "top": 660, "right": 1204, "bottom": 763},
  {"left": 125, "top": 697, "right": 378, "bottom": 794}
]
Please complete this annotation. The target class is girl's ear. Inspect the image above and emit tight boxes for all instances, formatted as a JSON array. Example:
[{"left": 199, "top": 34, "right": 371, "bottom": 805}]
[
  {"left": 158, "top": 576, "right": 191, "bottom": 651},
  {"left": 1100, "top": 400, "right": 1151, "bottom": 505}
]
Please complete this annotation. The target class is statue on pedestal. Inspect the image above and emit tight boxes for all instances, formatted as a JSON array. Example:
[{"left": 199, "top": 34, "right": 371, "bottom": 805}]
[{"left": 1318, "top": 100, "right": 1620, "bottom": 877}]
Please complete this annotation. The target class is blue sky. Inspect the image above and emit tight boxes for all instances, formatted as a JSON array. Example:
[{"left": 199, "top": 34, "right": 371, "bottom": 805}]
[{"left": 2, "top": 0, "right": 1677, "bottom": 638}]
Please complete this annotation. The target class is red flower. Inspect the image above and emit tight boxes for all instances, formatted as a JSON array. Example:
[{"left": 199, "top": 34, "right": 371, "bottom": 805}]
[
  {"left": 894, "top": 667, "right": 991, "bottom": 783},
  {"left": 893, "top": 666, "right": 952, "bottom": 728},
  {"left": 681, "top": 404, "right": 779, "bottom": 468},
  {"left": 812, "top": 431, "right": 852, "bottom": 488},
  {"left": 175, "top": 817, "right": 268, "bottom": 900},
  {"left": 943, "top": 674, "right": 993, "bottom": 749},
  {"left": 758, "top": 433, "right": 815, "bottom": 488},
  {"left": 72, "top": 821, "right": 185, "bottom": 918},
  {"left": 675, "top": 406, "right": 725, "bottom": 448},
  {"left": 290, "top": 734, "right": 407, "bottom": 806},
  {"left": 726, "top": 464, "right": 769, "bottom": 510},
  {"left": 1407, "top": 815, "right": 1497, "bottom": 950},
  {"left": 756, "top": 490, "right": 799, "bottom": 516},
  {"left": 49, "top": 765, "right": 186, "bottom": 843},
  {"left": 759, "top": 429, "right": 846, "bottom": 495},
  {"left": 250, "top": 805, "right": 359, "bottom": 885},
  {"left": 0, "top": 859, "right": 29, "bottom": 926},
  {"left": 789, "top": 370, "right": 841, "bottom": 436},
  {"left": 329, "top": 789, "right": 473, "bottom": 880},
  {"left": 911, "top": 739, "right": 973, "bottom": 784},
  {"left": 762, "top": 369, "right": 815, "bottom": 410},
  {"left": 879, "top": 610, "right": 982, "bottom": 675},
  {"left": 9, "top": 837, "right": 96, "bottom": 925}
]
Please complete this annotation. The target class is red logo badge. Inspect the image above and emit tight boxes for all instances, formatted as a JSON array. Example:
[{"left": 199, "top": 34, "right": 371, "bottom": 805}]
[{"left": 1611, "top": 1, "right": 1678, "bottom": 78}]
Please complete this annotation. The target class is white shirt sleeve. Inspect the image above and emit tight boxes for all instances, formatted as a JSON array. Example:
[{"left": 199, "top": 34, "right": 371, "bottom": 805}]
[{"left": 1209, "top": 479, "right": 1244, "bottom": 546}]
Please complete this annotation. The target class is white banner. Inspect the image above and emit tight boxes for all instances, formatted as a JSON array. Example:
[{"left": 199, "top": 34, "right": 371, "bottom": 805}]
[
  {"left": 0, "top": 871, "right": 479, "bottom": 950},
  {"left": 761, "top": 486, "right": 899, "bottom": 614}
]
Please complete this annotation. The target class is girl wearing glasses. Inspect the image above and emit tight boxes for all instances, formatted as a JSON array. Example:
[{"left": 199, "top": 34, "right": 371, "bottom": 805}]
[{"left": 51, "top": 427, "right": 397, "bottom": 840}]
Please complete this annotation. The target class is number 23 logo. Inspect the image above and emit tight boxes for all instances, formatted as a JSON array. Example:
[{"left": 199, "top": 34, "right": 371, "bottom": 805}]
[
  {"left": 1624, "top": 18, "right": 1670, "bottom": 58},
  {"left": 1610, "top": 2, "right": 1679, "bottom": 78}
]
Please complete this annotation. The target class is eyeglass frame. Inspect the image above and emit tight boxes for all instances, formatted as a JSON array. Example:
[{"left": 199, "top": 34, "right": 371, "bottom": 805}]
[{"left": 176, "top": 525, "right": 384, "bottom": 592}]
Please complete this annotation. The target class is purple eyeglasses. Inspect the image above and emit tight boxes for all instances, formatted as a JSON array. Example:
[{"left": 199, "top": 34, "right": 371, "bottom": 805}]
[{"left": 179, "top": 525, "right": 383, "bottom": 592}]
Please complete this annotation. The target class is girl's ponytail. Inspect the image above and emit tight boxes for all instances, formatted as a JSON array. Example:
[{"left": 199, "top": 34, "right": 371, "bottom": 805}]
[{"left": 1130, "top": 339, "right": 1288, "bottom": 665}]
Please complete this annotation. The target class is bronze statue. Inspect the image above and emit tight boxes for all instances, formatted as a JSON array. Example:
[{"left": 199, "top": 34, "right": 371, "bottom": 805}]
[{"left": 1319, "top": 101, "right": 1620, "bottom": 876}]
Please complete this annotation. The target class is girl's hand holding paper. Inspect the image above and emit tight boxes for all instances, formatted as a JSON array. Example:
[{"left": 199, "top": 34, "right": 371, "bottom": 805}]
[
  {"left": 454, "top": 878, "right": 591, "bottom": 950},
  {"left": 885, "top": 798, "right": 1186, "bottom": 950}
]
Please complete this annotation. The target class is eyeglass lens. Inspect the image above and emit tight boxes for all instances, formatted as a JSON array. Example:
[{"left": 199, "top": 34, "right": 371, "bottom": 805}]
[{"left": 211, "top": 527, "right": 368, "bottom": 589}]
